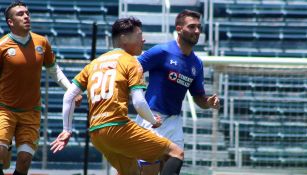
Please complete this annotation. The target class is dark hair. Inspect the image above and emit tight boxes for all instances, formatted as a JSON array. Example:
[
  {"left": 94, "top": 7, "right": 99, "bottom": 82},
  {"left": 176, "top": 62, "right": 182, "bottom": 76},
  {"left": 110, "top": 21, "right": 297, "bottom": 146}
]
[
  {"left": 175, "top": 9, "right": 201, "bottom": 26},
  {"left": 112, "top": 17, "right": 142, "bottom": 41},
  {"left": 4, "top": 1, "right": 27, "bottom": 24}
]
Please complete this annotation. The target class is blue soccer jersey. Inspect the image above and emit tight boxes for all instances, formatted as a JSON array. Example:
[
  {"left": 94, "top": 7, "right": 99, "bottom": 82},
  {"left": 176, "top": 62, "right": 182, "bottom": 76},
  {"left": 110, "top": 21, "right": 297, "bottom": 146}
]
[{"left": 138, "top": 40, "right": 205, "bottom": 115}]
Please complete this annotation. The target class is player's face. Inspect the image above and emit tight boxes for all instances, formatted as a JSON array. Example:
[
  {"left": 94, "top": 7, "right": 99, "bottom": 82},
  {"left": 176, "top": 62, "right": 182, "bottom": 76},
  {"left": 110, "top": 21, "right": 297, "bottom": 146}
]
[
  {"left": 178, "top": 16, "right": 201, "bottom": 46},
  {"left": 7, "top": 5, "right": 31, "bottom": 35},
  {"left": 125, "top": 27, "right": 145, "bottom": 56}
]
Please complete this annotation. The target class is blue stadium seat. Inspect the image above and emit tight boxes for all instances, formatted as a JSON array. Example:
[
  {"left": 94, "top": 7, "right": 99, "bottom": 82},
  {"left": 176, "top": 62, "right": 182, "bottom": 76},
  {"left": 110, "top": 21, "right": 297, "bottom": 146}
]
[
  {"left": 75, "top": 1, "right": 107, "bottom": 15},
  {"left": 27, "top": 1, "right": 49, "bottom": 13},
  {"left": 31, "top": 20, "right": 54, "bottom": 36},
  {"left": 285, "top": 4, "right": 307, "bottom": 17},
  {"left": 53, "top": 47, "right": 90, "bottom": 60},
  {"left": 48, "top": 1, "right": 78, "bottom": 14}
]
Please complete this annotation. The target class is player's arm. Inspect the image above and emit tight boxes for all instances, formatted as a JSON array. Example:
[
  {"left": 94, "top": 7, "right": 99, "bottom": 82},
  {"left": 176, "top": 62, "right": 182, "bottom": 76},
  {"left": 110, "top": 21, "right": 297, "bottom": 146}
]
[
  {"left": 50, "top": 84, "right": 82, "bottom": 153},
  {"left": 189, "top": 59, "right": 220, "bottom": 109},
  {"left": 131, "top": 89, "right": 161, "bottom": 128},
  {"left": 193, "top": 94, "right": 220, "bottom": 109},
  {"left": 46, "top": 63, "right": 83, "bottom": 106},
  {"left": 43, "top": 39, "right": 72, "bottom": 91},
  {"left": 46, "top": 63, "right": 71, "bottom": 90}
]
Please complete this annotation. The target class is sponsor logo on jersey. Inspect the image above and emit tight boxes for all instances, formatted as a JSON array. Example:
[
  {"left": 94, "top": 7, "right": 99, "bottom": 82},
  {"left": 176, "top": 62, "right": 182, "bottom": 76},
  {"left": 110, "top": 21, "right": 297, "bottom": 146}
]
[
  {"left": 168, "top": 71, "right": 193, "bottom": 87},
  {"left": 35, "top": 46, "right": 44, "bottom": 54},
  {"left": 7, "top": 48, "right": 16, "bottom": 56},
  {"left": 170, "top": 59, "right": 177, "bottom": 66},
  {"left": 169, "top": 71, "right": 178, "bottom": 81}
]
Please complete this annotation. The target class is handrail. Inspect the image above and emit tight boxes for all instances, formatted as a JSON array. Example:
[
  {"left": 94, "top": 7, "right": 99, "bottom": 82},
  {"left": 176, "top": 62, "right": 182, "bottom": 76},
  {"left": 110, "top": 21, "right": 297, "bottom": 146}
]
[
  {"left": 187, "top": 91, "right": 198, "bottom": 167},
  {"left": 200, "top": 56, "right": 307, "bottom": 66}
]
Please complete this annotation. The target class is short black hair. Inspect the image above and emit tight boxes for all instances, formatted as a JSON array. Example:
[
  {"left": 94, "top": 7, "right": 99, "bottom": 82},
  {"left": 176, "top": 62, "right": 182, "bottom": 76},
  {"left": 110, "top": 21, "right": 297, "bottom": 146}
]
[
  {"left": 175, "top": 9, "right": 201, "bottom": 26},
  {"left": 112, "top": 17, "right": 142, "bottom": 41},
  {"left": 4, "top": 1, "right": 27, "bottom": 24}
]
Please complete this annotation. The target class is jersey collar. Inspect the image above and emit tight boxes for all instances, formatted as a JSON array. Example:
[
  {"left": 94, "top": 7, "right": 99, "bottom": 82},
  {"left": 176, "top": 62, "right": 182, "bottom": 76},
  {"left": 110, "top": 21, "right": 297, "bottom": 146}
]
[
  {"left": 8, "top": 32, "right": 31, "bottom": 46},
  {"left": 168, "top": 40, "right": 195, "bottom": 58}
]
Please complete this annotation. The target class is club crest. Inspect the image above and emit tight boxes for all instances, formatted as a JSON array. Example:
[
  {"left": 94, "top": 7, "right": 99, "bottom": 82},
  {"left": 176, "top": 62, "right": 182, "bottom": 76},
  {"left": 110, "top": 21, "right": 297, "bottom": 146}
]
[
  {"left": 7, "top": 48, "right": 16, "bottom": 56},
  {"left": 35, "top": 46, "right": 44, "bottom": 54},
  {"left": 191, "top": 67, "right": 196, "bottom": 76}
]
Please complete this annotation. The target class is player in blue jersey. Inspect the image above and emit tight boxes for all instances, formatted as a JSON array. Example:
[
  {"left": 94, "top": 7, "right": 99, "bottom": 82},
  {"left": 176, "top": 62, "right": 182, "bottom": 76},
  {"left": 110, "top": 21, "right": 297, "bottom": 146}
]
[{"left": 136, "top": 10, "right": 220, "bottom": 175}]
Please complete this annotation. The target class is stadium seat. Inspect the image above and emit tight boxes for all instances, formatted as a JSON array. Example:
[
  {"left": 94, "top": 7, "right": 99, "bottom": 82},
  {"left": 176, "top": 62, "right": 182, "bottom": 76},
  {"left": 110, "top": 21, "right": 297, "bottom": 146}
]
[
  {"left": 76, "top": 1, "right": 107, "bottom": 15},
  {"left": 48, "top": 1, "right": 78, "bottom": 14}
]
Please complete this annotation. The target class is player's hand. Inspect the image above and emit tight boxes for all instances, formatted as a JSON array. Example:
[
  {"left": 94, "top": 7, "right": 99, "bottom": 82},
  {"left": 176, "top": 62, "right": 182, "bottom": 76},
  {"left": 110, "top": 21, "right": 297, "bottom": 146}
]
[
  {"left": 152, "top": 114, "right": 162, "bottom": 128},
  {"left": 74, "top": 95, "right": 83, "bottom": 107},
  {"left": 50, "top": 130, "right": 72, "bottom": 153},
  {"left": 207, "top": 94, "right": 220, "bottom": 109}
]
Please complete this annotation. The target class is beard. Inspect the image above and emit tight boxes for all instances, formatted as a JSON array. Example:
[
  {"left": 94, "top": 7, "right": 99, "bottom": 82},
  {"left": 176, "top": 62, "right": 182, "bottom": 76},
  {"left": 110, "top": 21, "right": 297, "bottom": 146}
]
[{"left": 181, "top": 33, "right": 199, "bottom": 46}]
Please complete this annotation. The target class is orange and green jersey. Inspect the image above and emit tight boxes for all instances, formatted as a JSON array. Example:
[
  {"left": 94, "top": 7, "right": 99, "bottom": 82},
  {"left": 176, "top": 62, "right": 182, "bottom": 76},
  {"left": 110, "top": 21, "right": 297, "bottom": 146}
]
[
  {"left": 73, "top": 49, "right": 146, "bottom": 131},
  {"left": 0, "top": 32, "right": 55, "bottom": 112}
]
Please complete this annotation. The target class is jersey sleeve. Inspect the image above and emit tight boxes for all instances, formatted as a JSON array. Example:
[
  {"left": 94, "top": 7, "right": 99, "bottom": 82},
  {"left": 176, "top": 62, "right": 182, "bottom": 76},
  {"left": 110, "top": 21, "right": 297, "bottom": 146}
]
[
  {"left": 137, "top": 45, "right": 164, "bottom": 72},
  {"left": 72, "top": 64, "right": 90, "bottom": 92},
  {"left": 43, "top": 38, "right": 56, "bottom": 68},
  {"left": 189, "top": 62, "right": 206, "bottom": 96},
  {"left": 127, "top": 57, "right": 146, "bottom": 90}
]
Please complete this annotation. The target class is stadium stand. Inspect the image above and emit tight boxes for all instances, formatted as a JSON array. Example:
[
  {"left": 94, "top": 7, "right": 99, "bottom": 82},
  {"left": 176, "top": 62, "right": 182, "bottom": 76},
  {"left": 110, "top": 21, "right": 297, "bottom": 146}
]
[
  {"left": 211, "top": 2, "right": 307, "bottom": 168},
  {"left": 214, "top": 0, "right": 307, "bottom": 57},
  {"left": 219, "top": 68, "right": 307, "bottom": 167},
  {"left": 1, "top": 0, "right": 307, "bottom": 173}
]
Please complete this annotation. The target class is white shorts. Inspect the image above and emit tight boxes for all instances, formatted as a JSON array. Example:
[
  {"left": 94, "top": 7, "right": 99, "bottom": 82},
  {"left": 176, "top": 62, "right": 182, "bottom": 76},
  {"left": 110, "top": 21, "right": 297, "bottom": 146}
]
[{"left": 135, "top": 111, "right": 184, "bottom": 149}]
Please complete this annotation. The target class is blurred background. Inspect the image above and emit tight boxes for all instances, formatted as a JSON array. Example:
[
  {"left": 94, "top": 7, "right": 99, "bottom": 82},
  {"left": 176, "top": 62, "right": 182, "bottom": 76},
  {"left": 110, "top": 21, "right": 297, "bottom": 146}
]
[{"left": 0, "top": 0, "right": 306, "bottom": 174}]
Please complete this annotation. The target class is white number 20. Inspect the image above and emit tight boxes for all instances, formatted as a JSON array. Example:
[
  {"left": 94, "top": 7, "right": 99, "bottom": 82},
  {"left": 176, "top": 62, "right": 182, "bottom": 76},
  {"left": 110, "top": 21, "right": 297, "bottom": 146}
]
[{"left": 90, "top": 69, "right": 116, "bottom": 104}]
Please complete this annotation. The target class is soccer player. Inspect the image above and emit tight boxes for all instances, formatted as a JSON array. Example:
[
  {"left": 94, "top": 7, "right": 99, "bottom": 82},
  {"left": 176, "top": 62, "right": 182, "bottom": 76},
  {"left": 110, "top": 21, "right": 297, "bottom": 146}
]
[
  {"left": 50, "top": 17, "right": 184, "bottom": 175},
  {"left": 135, "top": 10, "right": 220, "bottom": 175},
  {"left": 0, "top": 1, "right": 82, "bottom": 175}
]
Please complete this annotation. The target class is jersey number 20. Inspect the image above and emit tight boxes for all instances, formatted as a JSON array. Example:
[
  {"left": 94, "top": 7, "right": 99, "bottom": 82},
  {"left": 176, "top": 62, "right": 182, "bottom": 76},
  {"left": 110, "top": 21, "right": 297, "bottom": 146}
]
[{"left": 90, "top": 69, "right": 116, "bottom": 103}]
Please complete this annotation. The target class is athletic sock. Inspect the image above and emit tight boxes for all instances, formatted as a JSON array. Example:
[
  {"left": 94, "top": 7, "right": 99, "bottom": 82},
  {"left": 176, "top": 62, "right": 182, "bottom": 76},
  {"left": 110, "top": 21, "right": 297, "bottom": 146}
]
[
  {"left": 13, "top": 170, "right": 27, "bottom": 175},
  {"left": 160, "top": 157, "right": 183, "bottom": 175},
  {"left": 0, "top": 164, "right": 4, "bottom": 175}
]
